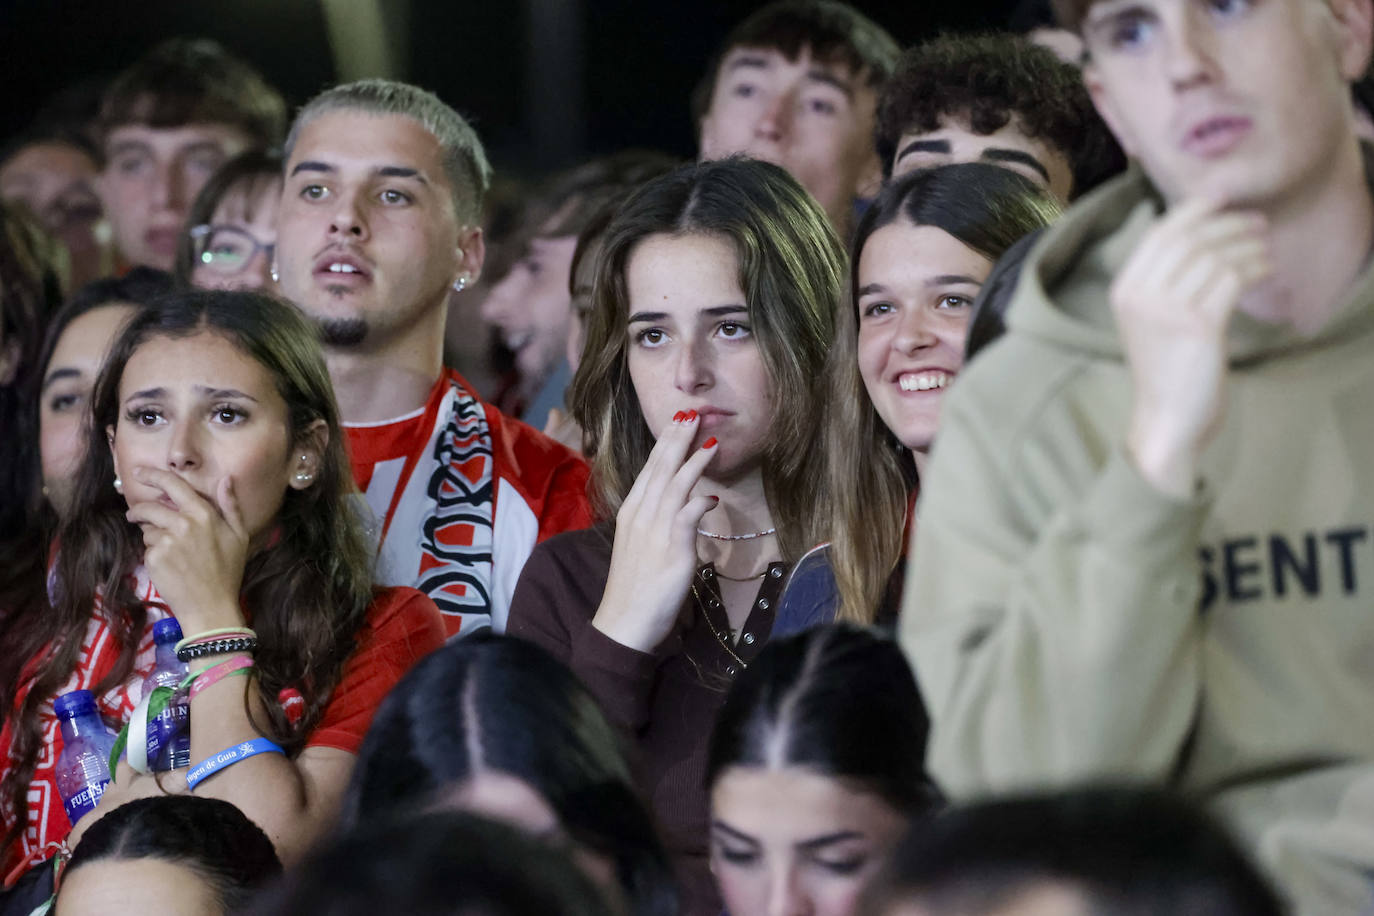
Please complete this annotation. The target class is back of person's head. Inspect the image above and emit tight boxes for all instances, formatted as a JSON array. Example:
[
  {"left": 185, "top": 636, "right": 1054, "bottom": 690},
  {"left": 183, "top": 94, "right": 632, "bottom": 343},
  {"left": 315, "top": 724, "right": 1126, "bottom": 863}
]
[
  {"left": 56, "top": 796, "right": 281, "bottom": 916},
  {"left": 861, "top": 787, "right": 1286, "bottom": 916},
  {"left": 344, "top": 634, "right": 677, "bottom": 916},
  {"left": 692, "top": 0, "right": 900, "bottom": 128},
  {"left": 175, "top": 148, "right": 284, "bottom": 288},
  {"left": 284, "top": 79, "right": 491, "bottom": 224},
  {"left": 570, "top": 156, "right": 842, "bottom": 558},
  {"left": 708, "top": 624, "right": 937, "bottom": 815},
  {"left": 875, "top": 33, "right": 1124, "bottom": 197},
  {"left": 965, "top": 228, "right": 1044, "bottom": 363},
  {"left": 97, "top": 38, "right": 286, "bottom": 150},
  {"left": 253, "top": 810, "right": 616, "bottom": 916}
]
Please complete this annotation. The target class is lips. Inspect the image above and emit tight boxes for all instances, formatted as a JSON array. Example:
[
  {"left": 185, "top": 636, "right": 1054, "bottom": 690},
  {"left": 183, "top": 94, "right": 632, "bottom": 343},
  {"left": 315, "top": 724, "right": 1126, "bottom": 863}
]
[
  {"left": 313, "top": 249, "right": 373, "bottom": 283},
  {"left": 1182, "top": 116, "right": 1253, "bottom": 158},
  {"left": 894, "top": 369, "right": 955, "bottom": 393}
]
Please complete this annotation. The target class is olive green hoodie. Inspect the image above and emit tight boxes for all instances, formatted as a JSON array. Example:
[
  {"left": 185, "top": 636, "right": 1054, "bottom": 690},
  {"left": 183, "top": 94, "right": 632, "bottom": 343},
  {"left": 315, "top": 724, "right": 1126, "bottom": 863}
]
[{"left": 901, "top": 165, "right": 1374, "bottom": 915}]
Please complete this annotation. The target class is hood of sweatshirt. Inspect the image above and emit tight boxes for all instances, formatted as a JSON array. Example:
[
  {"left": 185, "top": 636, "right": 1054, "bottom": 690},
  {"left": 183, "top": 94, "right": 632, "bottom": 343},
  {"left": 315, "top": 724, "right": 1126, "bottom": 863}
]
[{"left": 1006, "top": 162, "right": 1374, "bottom": 365}]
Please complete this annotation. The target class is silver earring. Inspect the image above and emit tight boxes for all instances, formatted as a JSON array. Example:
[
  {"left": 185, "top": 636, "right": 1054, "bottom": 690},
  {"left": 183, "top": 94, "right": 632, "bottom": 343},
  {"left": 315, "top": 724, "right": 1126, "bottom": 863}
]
[
  {"left": 294, "top": 471, "right": 314, "bottom": 484},
  {"left": 452, "top": 275, "right": 468, "bottom": 293},
  {"left": 270, "top": 262, "right": 280, "bottom": 283},
  {"left": 113, "top": 477, "right": 123, "bottom": 493}
]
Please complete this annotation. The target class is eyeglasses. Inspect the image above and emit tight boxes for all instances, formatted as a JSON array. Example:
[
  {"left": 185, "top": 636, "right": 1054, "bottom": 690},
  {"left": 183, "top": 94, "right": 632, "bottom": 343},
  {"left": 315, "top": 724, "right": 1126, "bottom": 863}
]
[{"left": 190, "top": 224, "right": 275, "bottom": 276}]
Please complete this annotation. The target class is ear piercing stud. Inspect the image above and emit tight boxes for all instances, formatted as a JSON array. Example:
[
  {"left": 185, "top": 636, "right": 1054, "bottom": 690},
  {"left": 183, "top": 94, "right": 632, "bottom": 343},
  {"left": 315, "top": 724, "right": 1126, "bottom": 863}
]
[{"left": 452, "top": 275, "right": 468, "bottom": 293}]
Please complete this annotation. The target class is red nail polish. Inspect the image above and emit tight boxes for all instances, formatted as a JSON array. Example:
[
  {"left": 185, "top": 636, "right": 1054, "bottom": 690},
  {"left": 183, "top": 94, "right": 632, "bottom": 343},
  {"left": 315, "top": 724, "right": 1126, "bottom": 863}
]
[
  {"left": 709, "top": 495, "right": 720, "bottom": 502},
  {"left": 701, "top": 437, "right": 718, "bottom": 449},
  {"left": 673, "top": 411, "right": 685, "bottom": 422},
  {"left": 685, "top": 410, "right": 698, "bottom": 422}
]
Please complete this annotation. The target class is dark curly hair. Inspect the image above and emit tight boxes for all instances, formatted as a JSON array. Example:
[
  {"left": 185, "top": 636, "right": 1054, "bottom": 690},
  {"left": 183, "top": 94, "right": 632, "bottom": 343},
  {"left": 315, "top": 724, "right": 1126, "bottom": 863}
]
[
  {"left": 61, "top": 796, "right": 282, "bottom": 912},
  {"left": 874, "top": 32, "right": 1125, "bottom": 197}
]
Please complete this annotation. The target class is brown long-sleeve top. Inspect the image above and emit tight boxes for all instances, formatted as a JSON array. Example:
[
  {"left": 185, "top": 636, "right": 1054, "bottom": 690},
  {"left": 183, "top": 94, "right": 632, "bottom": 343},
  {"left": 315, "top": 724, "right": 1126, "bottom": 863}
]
[{"left": 506, "top": 524, "right": 787, "bottom": 916}]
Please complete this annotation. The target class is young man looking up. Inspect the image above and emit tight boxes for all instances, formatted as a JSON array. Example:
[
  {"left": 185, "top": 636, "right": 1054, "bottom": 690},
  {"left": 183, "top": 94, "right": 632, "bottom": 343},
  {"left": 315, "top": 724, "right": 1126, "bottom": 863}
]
[
  {"left": 875, "top": 32, "right": 1125, "bottom": 203},
  {"left": 694, "top": 0, "right": 899, "bottom": 236},
  {"left": 97, "top": 38, "right": 285, "bottom": 272},
  {"left": 900, "top": 0, "right": 1374, "bottom": 912},
  {"left": 275, "top": 80, "right": 591, "bottom": 638}
]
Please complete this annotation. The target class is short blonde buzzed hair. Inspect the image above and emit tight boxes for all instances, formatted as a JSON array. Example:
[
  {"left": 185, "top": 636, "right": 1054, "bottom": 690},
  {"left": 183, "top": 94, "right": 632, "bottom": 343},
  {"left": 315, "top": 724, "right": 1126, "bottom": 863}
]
[{"left": 284, "top": 79, "right": 491, "bottom": 224}]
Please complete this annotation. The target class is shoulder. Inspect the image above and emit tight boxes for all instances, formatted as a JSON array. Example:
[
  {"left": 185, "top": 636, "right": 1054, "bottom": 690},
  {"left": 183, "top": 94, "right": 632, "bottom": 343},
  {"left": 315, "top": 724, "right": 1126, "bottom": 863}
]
[
  {"left": 507, "top": 525, "right": 614, "bottom": 632},
  {"left": 356, "top": 586, "right": 445, "bottom": 655},
  {"left": 521, "top": 525, "right": 615, "bottom": 581}
]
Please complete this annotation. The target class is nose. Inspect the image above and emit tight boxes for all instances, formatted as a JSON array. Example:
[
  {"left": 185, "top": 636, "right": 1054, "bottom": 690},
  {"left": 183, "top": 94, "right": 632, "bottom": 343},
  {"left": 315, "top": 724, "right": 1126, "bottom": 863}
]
[
  {"left": 149, "top": 158, "right": 182, "bottom": 212},
  {"left": 673, "top": 337, "right": 714, "bottom": 393},
  {"left": 328, "top": 189, "right": 369, "bottom": 242},
  {"left": 1165, "top": 12, "right": 1220, "bottom": 89},
  {"left": 166, "top": 421, "right": 202, "bottom": 473},
  {"left": 765, "top": 865, "right": 811, "bottom": 916},
  {"left": 754, "top": 88, "right": 795, "bottom": 143},
  {"left": 892, "top": 304, "right": 939, "bottom": 355},
  {"left": 481, "top": 271, "right": 521, "bottom": 324}
]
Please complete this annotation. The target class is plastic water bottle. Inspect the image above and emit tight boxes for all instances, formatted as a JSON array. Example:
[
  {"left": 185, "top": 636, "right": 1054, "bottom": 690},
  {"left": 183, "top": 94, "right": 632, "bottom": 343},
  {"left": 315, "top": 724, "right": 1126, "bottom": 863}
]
[
  {"left": 53, "top": 690, "right": 116, "bottom": 826},
  {"left": 143, "top": 618, "right": 190, "bottom": 771}
]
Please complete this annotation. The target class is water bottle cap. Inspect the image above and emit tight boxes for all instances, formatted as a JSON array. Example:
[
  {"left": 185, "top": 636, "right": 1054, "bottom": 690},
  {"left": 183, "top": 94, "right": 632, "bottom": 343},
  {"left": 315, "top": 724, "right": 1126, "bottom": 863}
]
[
  {"left": 53, "top": 689, "right": 97, "bottom": 719},
  {"left": 152, "top": 618, "right": 184, "bottom": 645}
]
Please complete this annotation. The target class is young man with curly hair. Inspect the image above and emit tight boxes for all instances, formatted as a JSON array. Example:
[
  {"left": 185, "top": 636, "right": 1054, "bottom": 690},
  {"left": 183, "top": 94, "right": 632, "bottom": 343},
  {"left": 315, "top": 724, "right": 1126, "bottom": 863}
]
[
  {"left": 694, "top": 0, "right": 900, "bottom": 236},
  {"left": 875, "top": 32, "right": 1124, "bottom": 202},
  {"left": 901, "top": 0, "right": 1374, "bottom": 911}
]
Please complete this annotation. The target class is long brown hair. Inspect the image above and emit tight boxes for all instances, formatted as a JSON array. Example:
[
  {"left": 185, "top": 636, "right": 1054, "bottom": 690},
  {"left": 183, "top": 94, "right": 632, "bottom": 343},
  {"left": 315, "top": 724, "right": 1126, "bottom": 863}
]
[
  {"left": 0, "top": 289, "right": 375, "bottom": 850},
  {"left": 568, "top": 157, "right": 843, "bottom": 562},
  {"left": 825, "top": 163, "right": 1059, "bottom": 622}
]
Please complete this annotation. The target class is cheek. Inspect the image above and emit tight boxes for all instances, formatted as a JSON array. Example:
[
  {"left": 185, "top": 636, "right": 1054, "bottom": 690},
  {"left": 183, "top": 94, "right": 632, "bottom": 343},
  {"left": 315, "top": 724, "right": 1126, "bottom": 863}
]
[
  {"left": 40, "top": 415, "right": 82, "bottom": 480},
  {"left": 627, "top": 355, "right": 667, "bottom": 437},
  {"left": 855, "top": 327, "right": 888, "bottom": 388},
  {"left": 712, "top": 857, "right": 768, "bottom": 910}
]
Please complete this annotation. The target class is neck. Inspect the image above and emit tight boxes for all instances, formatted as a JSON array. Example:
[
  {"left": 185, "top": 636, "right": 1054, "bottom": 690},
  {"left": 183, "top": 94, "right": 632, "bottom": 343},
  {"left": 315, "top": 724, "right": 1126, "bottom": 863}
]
[
  {"left": 692, "top": 468, "right": 779, "bottom": 575},
  {"left": 1236, "top": 138, "right": 1373, "bottom": 334},
  {"left": 325, "top": 307, "right": 447, "bottom": 423}
]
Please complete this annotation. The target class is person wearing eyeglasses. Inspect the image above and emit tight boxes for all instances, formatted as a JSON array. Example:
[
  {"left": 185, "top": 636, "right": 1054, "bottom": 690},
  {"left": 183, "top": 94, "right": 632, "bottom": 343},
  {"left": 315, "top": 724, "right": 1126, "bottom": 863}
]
[{"left": 175, "top": 149, "right": 282, "bottom": 292}]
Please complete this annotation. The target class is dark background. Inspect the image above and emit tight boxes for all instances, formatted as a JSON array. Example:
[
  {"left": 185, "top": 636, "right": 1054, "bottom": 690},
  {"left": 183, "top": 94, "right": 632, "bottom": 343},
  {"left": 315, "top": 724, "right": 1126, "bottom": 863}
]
[{"left": 0, "top": 0, "right": 1022, "bottom": 177}]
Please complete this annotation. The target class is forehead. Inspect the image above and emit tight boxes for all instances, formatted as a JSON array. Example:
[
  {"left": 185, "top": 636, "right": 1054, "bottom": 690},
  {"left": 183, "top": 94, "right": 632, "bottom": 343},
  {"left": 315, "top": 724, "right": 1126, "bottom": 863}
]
[
  {"left": 51, "top": 304, "right": 139, "bottom": 368},
  {"left": 288, "top": 110, "right": 447, "bottom": 179},
  {"left": 211, "top": 174, "right": 283, "bottom": 224},
  {"left": 626, "top": 233, "right": 743, "bottom": 307},
  {"left": 859, "top": 222, "right": 991, "bottom": 281},
  {"left": 0, "top": 143, "right": 98, "bottom": 186},
  {"left": 105, "top": 122, "right": 248, "bottom": 155},
  {"left": 712, "top": 765, "right": 903, "bottom": 837},
  {"left": 121, "top": 329, "right": 275, "bottom": 393},
  {"left": 715, "top": 43, "right": 864, "bottom": 88}
]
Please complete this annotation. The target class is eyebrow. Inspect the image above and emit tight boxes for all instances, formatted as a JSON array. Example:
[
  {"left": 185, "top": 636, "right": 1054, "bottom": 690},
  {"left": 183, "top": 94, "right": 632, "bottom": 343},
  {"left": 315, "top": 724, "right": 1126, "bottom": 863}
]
[
  {"left": 290, "top": 160, "right": 428, "bottom": 184},
  {"left": 41, "top": 367, "right": 81, "bottom": 392},
  {"left": 124, "top": 386, "right": 259, "bottom": 402},
  {"left": 627, "top": 304, "right": 748, "bottom": 324},
  {"left": 107, "top": 140, "right": 154, "bottom": 159},
  {"left": 858, "top": 276, "right": 982, "bottom": 299},
  {"left": 980, "top": 148, "right": 1051, "bottom": 183},
  {"left": 896, "top": 138, "right": 952, "bottom": 162},
  {"left": 710, "top": 822, "right": 759, "bottom": 844},
  {"left": 797, "top": 830, "right": 865, "bottom": 850},
  {"left": 724, "top": 53, "right": 854, "bottom": 99}
]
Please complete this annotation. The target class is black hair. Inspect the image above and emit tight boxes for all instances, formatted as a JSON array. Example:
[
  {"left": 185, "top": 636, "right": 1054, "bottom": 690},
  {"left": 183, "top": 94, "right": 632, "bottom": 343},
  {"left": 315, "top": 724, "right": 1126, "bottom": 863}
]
[
  {"left": 60, "top": 796, "right": 281, "bottom": 913},
  {"left": 97, "top": 38, "right": 286, "bottom": 149},
  {"left": 874, "top": 32, "right": 1125, "bottom": 196},
  {"left": 174, "top": 148, "right": 284, "bottom": 287},
  {"left": 964, "top": 227, "right": 1045, "bottom": 362},
  {"left": 692, "top": 0, "right": 900, "bottom": 128},
  {"left": 342, "top": 634, "right": 678, "bottom": 916},
  {"left": 708, "top": 625, "right": 940, "bottom": 817},
  {"left": 252, "top": 811, "right": 615, "bottom": 916},
  {"left": 862, "top": 787, "right": 1286, "bottom": 916}
]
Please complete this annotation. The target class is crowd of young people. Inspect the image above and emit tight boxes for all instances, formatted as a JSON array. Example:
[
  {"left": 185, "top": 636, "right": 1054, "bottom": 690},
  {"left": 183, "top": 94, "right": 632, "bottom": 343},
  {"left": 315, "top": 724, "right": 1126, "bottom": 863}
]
[{"left": 1, "top": 0, "right": 1372, "bottom": 913}]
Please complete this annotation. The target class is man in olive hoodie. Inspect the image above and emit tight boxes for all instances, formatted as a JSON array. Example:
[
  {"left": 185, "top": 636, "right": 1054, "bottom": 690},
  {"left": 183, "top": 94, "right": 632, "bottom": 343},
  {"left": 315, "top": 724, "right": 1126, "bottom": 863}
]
[{"left": 900, "top": 0, "right": 1374, "bottom": 912}]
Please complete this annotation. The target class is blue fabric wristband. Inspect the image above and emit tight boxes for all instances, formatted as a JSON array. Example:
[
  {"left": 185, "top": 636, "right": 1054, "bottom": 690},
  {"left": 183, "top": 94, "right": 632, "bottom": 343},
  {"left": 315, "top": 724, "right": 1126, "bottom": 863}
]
[{"left": 185, "top": 738, "right": 284, "bottom": 792}]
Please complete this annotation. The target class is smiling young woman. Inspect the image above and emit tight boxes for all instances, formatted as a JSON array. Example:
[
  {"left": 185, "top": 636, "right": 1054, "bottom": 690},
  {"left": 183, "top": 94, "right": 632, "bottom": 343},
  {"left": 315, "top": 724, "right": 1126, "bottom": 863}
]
[
  {"left": 0, "top": 289, "right": 443, "bottom": 908},
  {"left": 506, "top": 157, "right": 843, "bottom": 916}
]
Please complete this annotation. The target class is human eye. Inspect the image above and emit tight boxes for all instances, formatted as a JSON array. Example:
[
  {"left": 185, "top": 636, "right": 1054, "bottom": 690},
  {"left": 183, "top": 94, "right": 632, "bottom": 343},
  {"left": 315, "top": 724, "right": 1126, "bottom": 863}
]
[
  {"left": 1103, "top": 10, "right": 1156, "bottom": 50},
  {"left": 299, "top": 183, "right": 329, "bottom": 202},
  {"left": 633, "top": 327, "right": 668, "bottom": 348},
  {"left": 1207, "top": 0, "right": 1249, "bottom": 18},
  {"left": 714, "top": 844, "right": 759, "bottom": 867},
  {"left": 124, "top": 405, "right": 164, "bottom": 427},
  {"left": 185, "top": 150, "right": 226, "bottom": 178},
  {"left": 936, "top": 294, "right": 973, "bottom": 310},
  {"left": 729, "top": 80, "right": 759, "bottom": 100},
  {"left": 814, "top": 855, "right": 866, "bottom": 876},
  {"left": 861, "top": 300, "right": 894, "bottom": 319},
  {"left": 715, "top": 320, "right": 752, "bottom": 340},
  {"left": 379, "top": 188, "right": 413, "bottom": 206},
  {"left": 46, "top": 391, "right": 83, "bottom": 414},
  {"left": 210, "top": 403, "right": 249, "bottom": 425},
  {"left": 114, "top": 153, "right": 152, "bottom": 177}
]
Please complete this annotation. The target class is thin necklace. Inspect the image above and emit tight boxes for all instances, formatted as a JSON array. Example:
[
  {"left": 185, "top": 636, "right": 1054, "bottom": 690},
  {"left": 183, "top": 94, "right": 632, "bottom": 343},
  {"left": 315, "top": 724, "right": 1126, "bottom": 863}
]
[
  {"left": 696, "top": 526, "right": 776, "bottom": 541},
  {"left": 690, "top": 579, "right": 747, "bottom": 669}
]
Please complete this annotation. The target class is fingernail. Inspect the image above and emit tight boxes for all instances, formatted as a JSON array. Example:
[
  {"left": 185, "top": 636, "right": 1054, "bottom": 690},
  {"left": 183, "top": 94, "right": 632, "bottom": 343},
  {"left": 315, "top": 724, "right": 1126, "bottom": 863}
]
[
  {"left": 673, "top": 411, "right": 685, "bottom": 423},
  {"left": 701, "top": 437, "right": 717, "bottom": 449},
  {"left": 685, "top": 410, "right": 698, "bottom": 422},
  {"left": 709, "top": 495, "right": 720, "bottom": 502}
]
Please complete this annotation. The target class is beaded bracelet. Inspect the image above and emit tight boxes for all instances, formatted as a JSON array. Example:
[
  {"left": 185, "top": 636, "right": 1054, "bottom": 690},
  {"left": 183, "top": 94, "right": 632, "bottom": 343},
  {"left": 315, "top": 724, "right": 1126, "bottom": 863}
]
[
  {"left": 174, "top": 627, "right": 256, "bottom": 660},
  {"left": 186, "top": 737, "right": 284, "bottom": 792},
  {"left": 177, "top": 636, "right": 257, "bottom": 662}
]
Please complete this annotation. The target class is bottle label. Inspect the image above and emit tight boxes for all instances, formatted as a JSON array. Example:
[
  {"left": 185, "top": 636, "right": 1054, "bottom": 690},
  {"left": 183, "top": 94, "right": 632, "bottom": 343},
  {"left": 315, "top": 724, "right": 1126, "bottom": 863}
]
[
  {"left": 62, "top": 779, "right": 110, "bottom": 824},
  {"left": 147, "top": 700, "right": 191, "bottom": 771}
]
